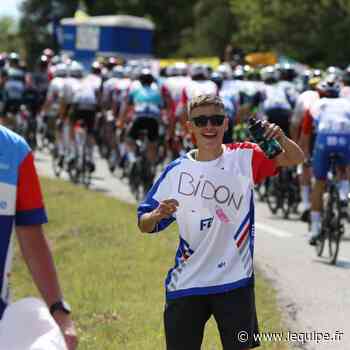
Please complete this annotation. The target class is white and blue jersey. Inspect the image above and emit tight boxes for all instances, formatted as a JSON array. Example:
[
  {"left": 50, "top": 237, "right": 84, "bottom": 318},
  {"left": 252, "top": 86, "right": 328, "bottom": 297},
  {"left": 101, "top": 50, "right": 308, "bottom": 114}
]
[
  {"left": 0, "top": 126, "right": 47, "bottom": 318},
  {"left": 262, "top": 84, "right": 293, "bottom": 112},
  {"left": 138, "top": 143, "right": 278, "bottom": 300},
  {"left": 129, "top": 86, "right": 163, "bottom": 120},
  {"left": 309, "top": 98, "right": 350, "bottom": 179}
]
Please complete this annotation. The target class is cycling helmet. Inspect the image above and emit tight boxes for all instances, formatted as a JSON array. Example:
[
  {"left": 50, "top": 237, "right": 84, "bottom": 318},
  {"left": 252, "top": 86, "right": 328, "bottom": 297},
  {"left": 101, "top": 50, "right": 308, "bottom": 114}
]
[
  {"left": 139, "top": 68, "right": 154, "bottom": 86},
  {"left": 43, "top": 48, "right": 54, "bottom": 58},
  {"left": 53, "top": 63, "right": 68, "bottom": 78},
  {"left": 260, "top": 65, "right": 279, "bottom": 83},
  {"left": 279, "top": 63, "right": 297, "bottom": 81},
  {"left": 91, "top": 61, "right": 102, "bottom": 75},
  {"left": 9, "top": 52, "right": 20, "bottom": 65},
  {"left": 190, "top": 64, "right": 209, "bottom": 80},
  {"left": 210, "top": 71, "right": 224, "bottom": 90},
  {"left": 165, "top": 65, "right": 178, "bottom": 77},
  {"left": 308, "top": 76, "right": 321, "bottom": 90},
  {"left": 112, "top": 65, "right": 125, "bottom": 78},
  {"left": 39, "top": 55, "right": 49, "bottom": 67},
  {"left": 316, "top": 74, "right": 341, "bottom": 98},
  {"left": 233, "top": 66, "right": 245, "bottom": 80},
  {"left": 326, "top": 66, "right": 343, "bottom": 79},
  {"left": 69, "top": 61, "right": 84, "bottom": 78},
  {"left": 106, "top": 56, "right": 118, "bottom": 70},
  {"left": 312, "top": 69, "right": 323, "bottom": 78},
  {"left": 166, "top": 62, "right": 188, "bottom": 77},
  {"left": 217, "top": 63, "right": 232, "bottom": 80},
  {"left": 174, "top": 62, "right": 188, "bottom": 76}
]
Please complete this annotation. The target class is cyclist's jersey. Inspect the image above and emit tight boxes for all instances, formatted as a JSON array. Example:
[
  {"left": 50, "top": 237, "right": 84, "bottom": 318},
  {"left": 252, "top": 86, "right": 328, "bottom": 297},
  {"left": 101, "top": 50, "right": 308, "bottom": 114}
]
[
  {"left": 219, "top": 89, "right": 238, "bottom": 122},
  {"left": 291, "top": 90, "right": 319, "bottom": 127},
  {"left": 32, "top": 70, "right": 49, "bottom": 98},
  {"left": 60, "top": 77, "right": 81, "bottom": 106},
  {"left": 0, "top": 126, "right": 47, "bottom": 318},
  {"left": 72, "top": 79, "right": 97, "bottom": 111},
  {"left": 302, "top": 97, "right": 350, "bottom": 136},
  {"left": 83, "top": 74, "right": 102, "bottom": 95},
  {"left": 3, "top": 68, "right": 25, "bottom": 102},
  {"left": 277, "top": 80, "right": 299, "bottom": 107},
  {"left": 112, "top": 78, "right": 132, "bottom": 103},
  {"left": 262, "top": 83, "right": 293, "bottom": 112},
  {"left": 46, "top": 77, "right": 65, "bottom": 115},
  {"left": 162, "top": 76, "right": 192, "bottom": 106},
  {"left": 138, "top": 142, "right": 278, "bottom": 300},
  {"left": 128, "top": 85, "right": 163, "bottom": 120}
]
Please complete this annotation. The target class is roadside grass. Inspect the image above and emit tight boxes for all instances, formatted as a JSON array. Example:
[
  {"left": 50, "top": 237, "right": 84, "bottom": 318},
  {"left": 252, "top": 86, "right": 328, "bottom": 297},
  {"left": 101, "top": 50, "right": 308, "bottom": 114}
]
[{"left": 12, "top": 177, "right": 288, "bottom": 349}]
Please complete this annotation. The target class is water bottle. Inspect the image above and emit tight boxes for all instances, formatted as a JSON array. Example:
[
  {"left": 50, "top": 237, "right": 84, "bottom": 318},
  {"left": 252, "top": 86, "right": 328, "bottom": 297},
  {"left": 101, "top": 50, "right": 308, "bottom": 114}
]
[{"left": 248, "top": 117, "right": 283, "bottom": 159}]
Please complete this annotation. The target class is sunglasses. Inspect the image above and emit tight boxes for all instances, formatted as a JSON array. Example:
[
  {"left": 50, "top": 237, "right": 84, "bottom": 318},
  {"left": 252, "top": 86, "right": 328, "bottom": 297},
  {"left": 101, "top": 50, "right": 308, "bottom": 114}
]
[{"left": 190, "top": 114, "right": 226, "bottom": 127}]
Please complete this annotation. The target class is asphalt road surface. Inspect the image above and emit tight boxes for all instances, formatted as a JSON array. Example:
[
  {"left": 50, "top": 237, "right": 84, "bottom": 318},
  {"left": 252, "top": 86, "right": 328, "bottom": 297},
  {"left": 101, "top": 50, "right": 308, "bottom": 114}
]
[{"left": 35, "top": 150, "right": 350, "bottom": 350}]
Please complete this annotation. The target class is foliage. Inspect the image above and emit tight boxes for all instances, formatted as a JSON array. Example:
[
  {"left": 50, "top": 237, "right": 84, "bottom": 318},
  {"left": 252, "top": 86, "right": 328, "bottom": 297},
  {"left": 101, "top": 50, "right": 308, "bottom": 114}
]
[
  {"left": 230, "top": 0, "right": 350, "bottom": 67},
  {"left": 17, "top": 0, "right": 350, "bottom": 67},
  {"left": 0, "top": 16, "right": 23, "bottom": 55}
]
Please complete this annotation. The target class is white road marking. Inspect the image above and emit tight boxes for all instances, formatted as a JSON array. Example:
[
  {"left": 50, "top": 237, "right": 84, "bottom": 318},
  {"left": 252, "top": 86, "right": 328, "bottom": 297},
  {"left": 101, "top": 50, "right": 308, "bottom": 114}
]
[{"left": 255, "top": 222, "right": 293, "bottom": 238}]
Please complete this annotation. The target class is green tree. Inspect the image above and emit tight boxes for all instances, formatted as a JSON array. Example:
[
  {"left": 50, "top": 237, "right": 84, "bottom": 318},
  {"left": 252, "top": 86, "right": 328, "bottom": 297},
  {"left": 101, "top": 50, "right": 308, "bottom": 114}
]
[
  {"left": 177, "top": 0, "right": 236, "bottom": 59},
  {"left": 0, "top": 16, "right": 23, "bottom": 55},
  {"left": 230, "top": 0, "right": 350, "bottom": 66}
]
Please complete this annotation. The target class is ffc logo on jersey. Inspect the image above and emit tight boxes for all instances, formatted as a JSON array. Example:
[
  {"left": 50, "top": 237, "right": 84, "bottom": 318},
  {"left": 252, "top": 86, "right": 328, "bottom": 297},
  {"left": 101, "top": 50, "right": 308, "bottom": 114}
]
[
  {"left": 0, "top": 201, "right": 7, "bottom": 210},
  {"left": 200, "top": 217, "right": 214, "bottom": 231},
  {"left": 177, "top": 172, "right": 244, "bottom": 209},
  {"left": 234, "top": 212, "right": 253, "bottom": 277}
]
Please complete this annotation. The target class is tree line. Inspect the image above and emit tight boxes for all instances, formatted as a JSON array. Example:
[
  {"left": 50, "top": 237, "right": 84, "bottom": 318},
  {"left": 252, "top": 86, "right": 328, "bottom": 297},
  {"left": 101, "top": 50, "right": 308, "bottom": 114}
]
[{"left": 15, "top": 0, "right": 350, "bottom": 68}]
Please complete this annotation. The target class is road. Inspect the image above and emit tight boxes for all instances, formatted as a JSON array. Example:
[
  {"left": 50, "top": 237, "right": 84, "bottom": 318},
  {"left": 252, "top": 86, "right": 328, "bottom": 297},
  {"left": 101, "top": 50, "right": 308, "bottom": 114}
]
[{"left": 35, "top": 150, "right": 350, "bottom": 350}]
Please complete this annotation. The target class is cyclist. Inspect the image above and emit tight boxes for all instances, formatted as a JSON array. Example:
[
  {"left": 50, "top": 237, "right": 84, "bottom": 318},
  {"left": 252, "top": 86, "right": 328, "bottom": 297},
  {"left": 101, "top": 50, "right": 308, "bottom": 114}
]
[
  {"left": 32, "top": 55, "right": 50, "bottom": 110},
  {"left": 59, "top": 61, "right": 85, "bottom": 166},
  {"left": 210, "top": 71, "right": 238, "bottom": 144},
  {"left": 290, "top": 76, "right": 321, "bottom": 221},
  {"left": 118, "top": 68, "right": 166, "bottom": 168},
  {"left": 260, "top": 65, "right": 295, "bottom": 137},
  {"left": 2, "top": 65, "right": 26, "bottom": 126},
  {"left": 300, "top": 76, "right": 350, "bottom": 245},
  {"left": 41, "top": 63, "right": 68, "bottom": 156}
]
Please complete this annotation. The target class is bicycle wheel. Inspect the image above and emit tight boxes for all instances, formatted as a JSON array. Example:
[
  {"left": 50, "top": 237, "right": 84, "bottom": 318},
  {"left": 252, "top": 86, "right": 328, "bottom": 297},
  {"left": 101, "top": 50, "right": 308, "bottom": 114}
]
[
  {"left": 326, "top": 201, "right": 343, "bottom": 265},
  {"left": 51, "top": 150, "right": 62, "bottom": 178},
  {"left": 129, "top": 161, "right": 142, "bottom": 200},
  {"left": 266, "top": 177, "right": 280, "bottom": 215}
]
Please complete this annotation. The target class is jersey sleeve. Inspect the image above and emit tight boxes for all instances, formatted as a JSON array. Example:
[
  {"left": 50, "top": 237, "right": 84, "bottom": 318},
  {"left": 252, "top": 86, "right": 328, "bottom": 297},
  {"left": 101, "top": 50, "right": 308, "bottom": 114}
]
[
  {"left": 137, "top": 161, "right": 179, "bottom": 233},
  {"left": 15, "top": 152, "right": 48, "bottom": 226},
  {"left": 250, "top": 143, "right": 279, "bottom": 184}
]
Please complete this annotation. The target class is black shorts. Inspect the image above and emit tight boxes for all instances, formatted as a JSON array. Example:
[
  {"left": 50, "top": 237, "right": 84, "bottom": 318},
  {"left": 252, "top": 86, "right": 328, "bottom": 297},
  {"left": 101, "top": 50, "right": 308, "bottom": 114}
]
[
  {"left": 164, "top": 286, "right": 260, "bottom": 350},
  {"left": 128, "top": 117, "right": 159, "bottom": 142},
  {"left": 70, "top": 106, "right": 96, "bottom": 135},
  {"left": 265, "top": 108, "right": 291, "bottom": 137}
]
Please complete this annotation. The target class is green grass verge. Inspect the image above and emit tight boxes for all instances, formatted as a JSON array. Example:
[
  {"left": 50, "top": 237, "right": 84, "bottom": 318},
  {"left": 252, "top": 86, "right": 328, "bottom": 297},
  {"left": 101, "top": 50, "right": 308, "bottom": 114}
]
[{"left": 12, "top": 177, "right": 288, "bottom": 349}]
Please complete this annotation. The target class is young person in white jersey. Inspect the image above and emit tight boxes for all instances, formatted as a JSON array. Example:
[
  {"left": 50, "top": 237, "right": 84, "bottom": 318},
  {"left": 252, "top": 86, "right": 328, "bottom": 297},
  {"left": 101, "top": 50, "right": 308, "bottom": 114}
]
[{"left": 138, "top": 94, "right": 304, "bottom": 350}]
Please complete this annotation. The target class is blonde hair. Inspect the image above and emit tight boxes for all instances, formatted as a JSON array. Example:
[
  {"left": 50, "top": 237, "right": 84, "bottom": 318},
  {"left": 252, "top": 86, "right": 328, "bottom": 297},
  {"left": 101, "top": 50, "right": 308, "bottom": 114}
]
[{"left": 187, "top": 94, "right": 225, "bottom": 117}]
